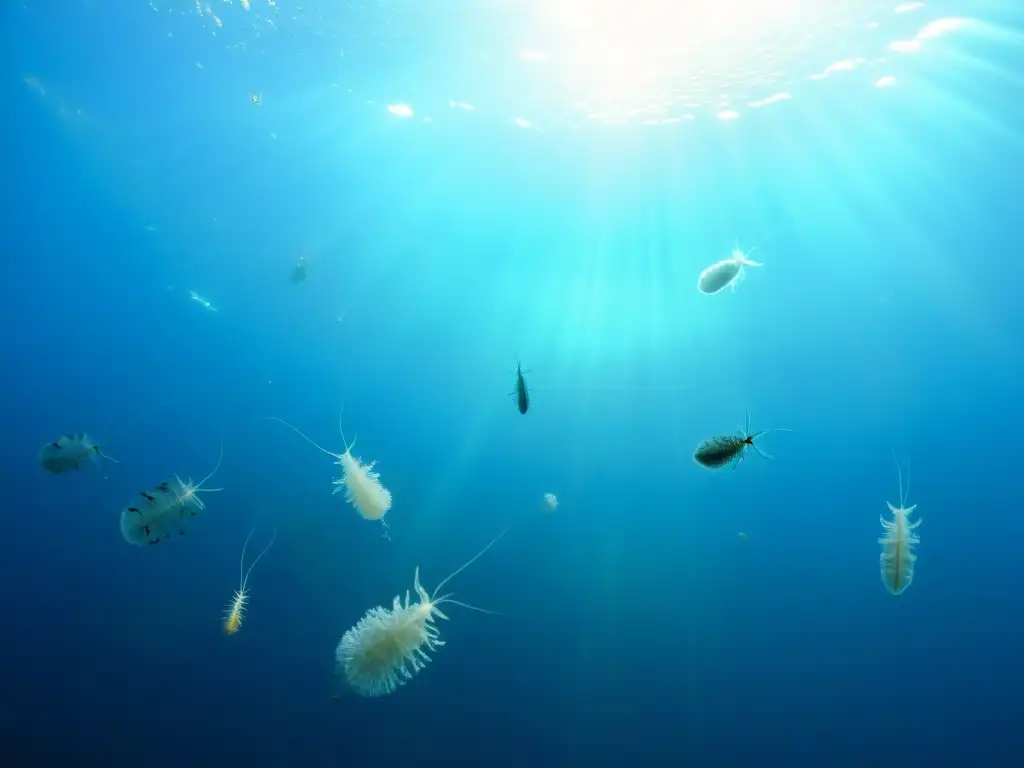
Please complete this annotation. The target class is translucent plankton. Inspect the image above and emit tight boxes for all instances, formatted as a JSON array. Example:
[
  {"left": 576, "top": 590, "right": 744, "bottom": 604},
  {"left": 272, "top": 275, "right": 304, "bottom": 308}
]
[
  {"left": 697, "top": 240, "right": 767, "bottom": 295},
  {"left": 336, "top": 528, "right": 507, "bottom": 698},
  {"left": 38, "top": 432, "right": 117, "bottom": 475},
  {"left": 541, "top": 492, "right": 558, "bottom": 513},
  {"left": 119, "top": 448, "right": 223, "bottom": 546},
  {"left": 879, "top": 453, "right": 921, "bottom": 596},
  {"left": 223, "top": 527, "right": 277, "bottom": 636},
  {"left": 265, "top": 414, "right": 392, "bottom": 529}
]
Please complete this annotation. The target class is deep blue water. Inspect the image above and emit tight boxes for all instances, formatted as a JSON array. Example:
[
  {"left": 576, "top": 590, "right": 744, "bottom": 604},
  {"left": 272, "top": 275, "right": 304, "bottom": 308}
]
[{"left": 3, "top": 1, "right": 1024, "bottom": 765}]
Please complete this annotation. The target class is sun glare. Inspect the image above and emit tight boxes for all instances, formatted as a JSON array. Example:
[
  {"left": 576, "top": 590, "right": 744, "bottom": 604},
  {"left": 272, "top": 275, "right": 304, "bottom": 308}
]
[
  {"left": 540, "top": 0, "right": 813, "bottom": 91},
  {"left": 533, "top": 0, "right": 905, "bottom": 118},
  {"left": 541, "top": 0, "right": 812, "bottom": 49}
]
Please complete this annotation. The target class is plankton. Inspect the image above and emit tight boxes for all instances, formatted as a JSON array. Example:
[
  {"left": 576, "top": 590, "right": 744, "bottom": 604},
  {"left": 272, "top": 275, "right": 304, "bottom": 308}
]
[{"left": 223, "top": 527, "right": 277, "bottom": 635}]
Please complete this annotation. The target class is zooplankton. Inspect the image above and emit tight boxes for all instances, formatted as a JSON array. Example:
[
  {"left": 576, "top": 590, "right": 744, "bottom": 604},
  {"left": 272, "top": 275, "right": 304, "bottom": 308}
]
[
  {"left": 336, "top": 529, "right": 507, "bottom": 697},
  {"left": 266, "top": 412, "right": 393, "bottom": 535}
]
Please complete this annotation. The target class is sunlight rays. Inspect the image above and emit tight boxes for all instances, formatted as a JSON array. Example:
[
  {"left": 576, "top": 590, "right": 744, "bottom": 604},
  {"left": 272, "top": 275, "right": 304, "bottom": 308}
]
[{"left": 141, "top": 0, "right": 1011, "bottom": 133}]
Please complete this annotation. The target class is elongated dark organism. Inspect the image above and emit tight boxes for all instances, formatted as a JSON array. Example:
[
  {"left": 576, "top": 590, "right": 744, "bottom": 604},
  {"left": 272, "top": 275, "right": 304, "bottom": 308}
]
[
  {"left": 512, "top": 359, "right": 530, "bottom": 415},
  {"left": 693, "top": 410, "right": 791, "bottom": 470}
]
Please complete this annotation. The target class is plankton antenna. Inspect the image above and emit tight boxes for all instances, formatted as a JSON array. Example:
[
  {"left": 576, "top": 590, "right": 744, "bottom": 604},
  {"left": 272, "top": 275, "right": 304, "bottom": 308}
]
[
  {"left": 241, "top": 527, "right": 277, "bottom": 590},
  {"left": 891, "top": 449, "right": 911, "bottom": 510},
  {"left": 337, "top": 404, "right": 356, "bottom": 454},
  {"left": 198, "top": 443, "right": 225, "bottom": 493},
  {"left": 737, "top": 409, "right": 794, "bottom": 467},
  {"left": 737, "top": 228, "right": 783, "bottom": 264},
  {"left": 263, "top": 416, "right": 341, "bottom": 459},
  {"left": 431, "top": 526, "right": 509, "bottom": 600}
]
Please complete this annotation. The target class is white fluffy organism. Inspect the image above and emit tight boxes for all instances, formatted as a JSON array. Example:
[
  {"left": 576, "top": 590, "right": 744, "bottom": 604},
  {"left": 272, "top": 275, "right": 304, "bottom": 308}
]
[
  {"left": 879, "top": 452, "right": 921, "bottom": 596},
  {"left": 542, "top": 492, "right": 558, "bottom": 513},
  {"left": 38, "top": 432, "right": 117, "bottom": 475},
  {"left": 265, "top": 414, "right": 392, "bottom": 532},
  {"left": 120, "top": 448, "right": 223, "bottom": 546},
  {"left": 335, "top": 528, "right": 507, "bottom": 697}
]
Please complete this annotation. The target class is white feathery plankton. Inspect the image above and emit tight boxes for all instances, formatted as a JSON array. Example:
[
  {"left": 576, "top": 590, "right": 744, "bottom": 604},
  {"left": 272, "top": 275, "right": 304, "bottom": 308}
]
[
  {"left": 336, "top": 529, "right": 507, "bottom": 697},
  {"left": 265, "top": 412, "right": 393, "bottom": 533}
]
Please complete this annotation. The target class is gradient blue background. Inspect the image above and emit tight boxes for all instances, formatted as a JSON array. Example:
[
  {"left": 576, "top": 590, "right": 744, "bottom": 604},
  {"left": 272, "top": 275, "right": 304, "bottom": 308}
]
[{"left": 2, "top": 1, "right": 1023, "bottom": 765}]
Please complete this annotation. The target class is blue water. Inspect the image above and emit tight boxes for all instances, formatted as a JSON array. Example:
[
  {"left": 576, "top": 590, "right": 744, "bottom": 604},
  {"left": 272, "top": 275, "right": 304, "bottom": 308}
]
[{"left": 3, "top": 1, "right": 1024, "bottom": 765}]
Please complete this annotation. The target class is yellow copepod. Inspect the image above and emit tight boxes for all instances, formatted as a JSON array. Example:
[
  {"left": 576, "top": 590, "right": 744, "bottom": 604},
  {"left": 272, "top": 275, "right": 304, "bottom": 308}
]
[{"left": 223, "top": 528, "right": 277, "bottom": 635}]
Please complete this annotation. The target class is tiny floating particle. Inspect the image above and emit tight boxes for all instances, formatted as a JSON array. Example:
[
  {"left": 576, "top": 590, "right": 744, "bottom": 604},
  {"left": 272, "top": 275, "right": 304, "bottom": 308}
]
[
  {"left": 188, "top": 290, "right": 218, "bottom": 312},
  {"left": 289, "top": 254, "right": 308, "bottom": 284},
  {"left": 22, "top": 76, "right": 45, "bottom": 96}
]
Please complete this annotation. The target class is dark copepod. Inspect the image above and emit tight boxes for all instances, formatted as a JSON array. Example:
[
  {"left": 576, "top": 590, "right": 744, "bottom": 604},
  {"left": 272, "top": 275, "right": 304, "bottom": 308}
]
[
  {"left": 511, "top": 359, "right": 530, "bottom": 415},
  {"left": 693, "top": 410, "right": 791, "bottom": 470}
]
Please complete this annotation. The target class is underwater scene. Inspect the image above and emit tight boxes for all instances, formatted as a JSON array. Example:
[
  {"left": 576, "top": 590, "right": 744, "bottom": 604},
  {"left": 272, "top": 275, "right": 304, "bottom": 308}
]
[{"left": 2, "top": 0, "right": 1024, "bottom": 765}]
